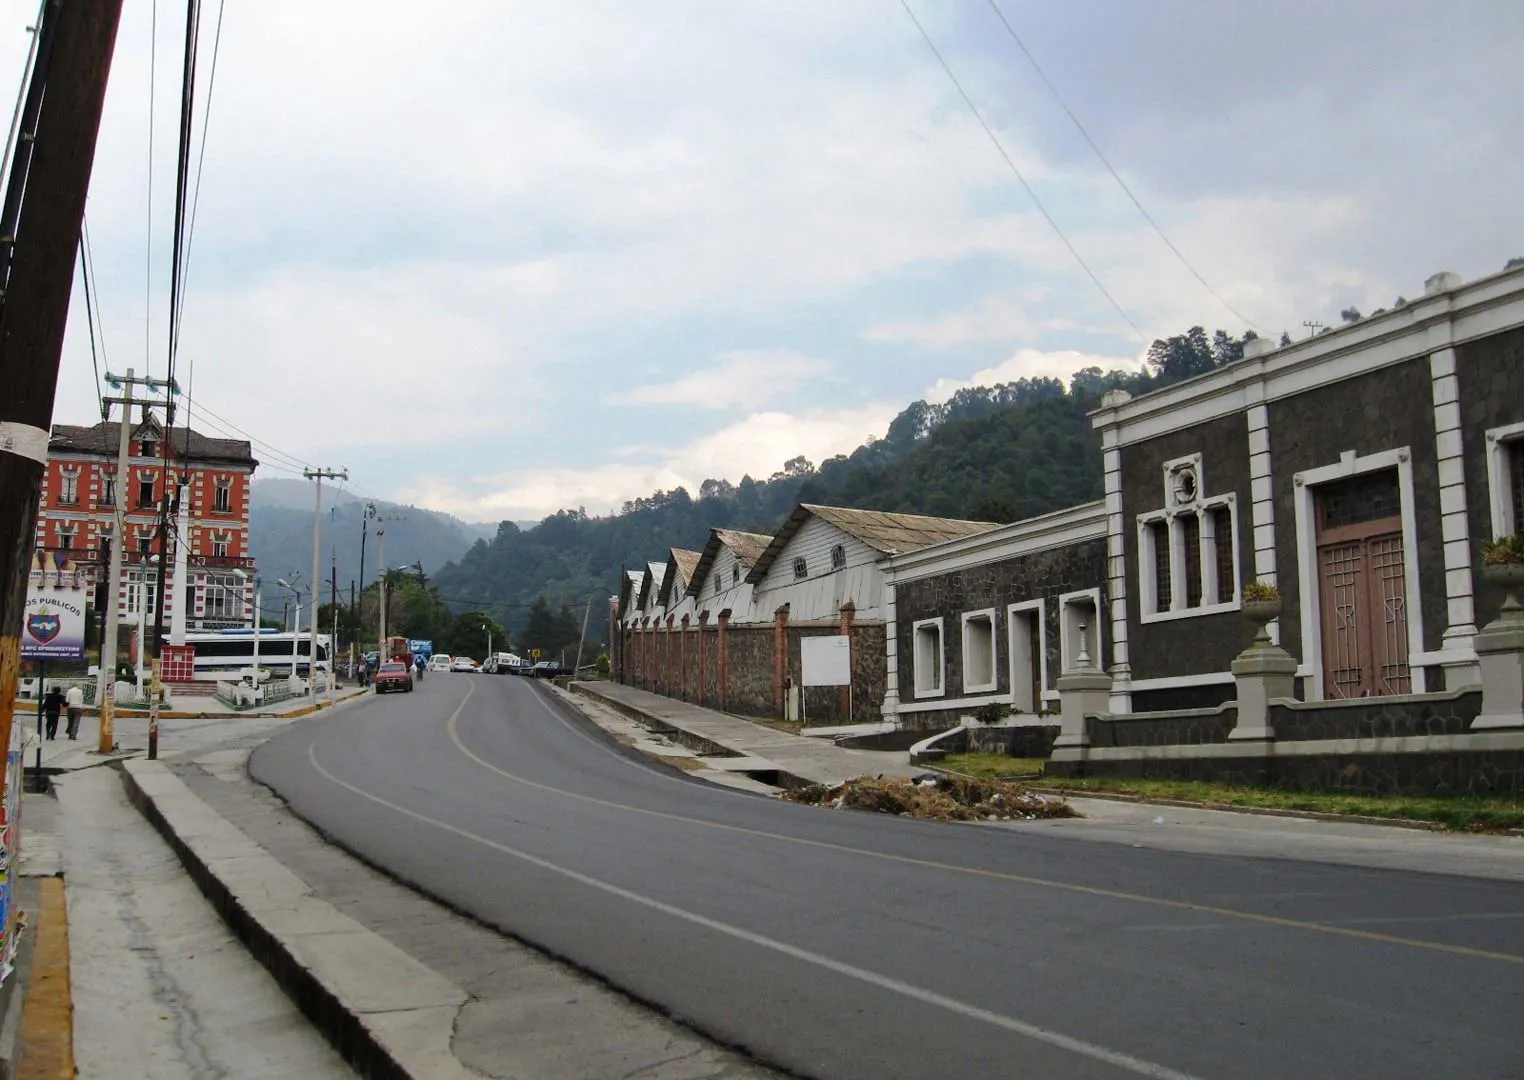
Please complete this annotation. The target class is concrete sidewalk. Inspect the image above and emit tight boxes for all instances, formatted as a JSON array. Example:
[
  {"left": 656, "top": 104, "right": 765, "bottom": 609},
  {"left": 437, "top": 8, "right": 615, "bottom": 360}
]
[
  {"left": 569, "top": 681, "right": 917, "bottom": 787},
  {"left": 123, "top": 741, "right": 779, "bottom": 1080}
]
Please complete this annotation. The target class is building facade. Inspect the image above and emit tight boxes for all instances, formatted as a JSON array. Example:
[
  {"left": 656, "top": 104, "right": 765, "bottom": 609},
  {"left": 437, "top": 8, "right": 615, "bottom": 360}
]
[
  {"left": 34, "top": 412, "right": 258, "bottom": 633},
  {"left": 887, "top": 264, "right": 1524, "bottom": 727}
]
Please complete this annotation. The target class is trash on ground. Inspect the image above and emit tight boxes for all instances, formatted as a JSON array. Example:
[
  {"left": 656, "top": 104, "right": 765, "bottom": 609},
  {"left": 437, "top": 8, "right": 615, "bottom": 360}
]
[{"left": 780, "top": 774, "right": 1077, "bottom": 823}]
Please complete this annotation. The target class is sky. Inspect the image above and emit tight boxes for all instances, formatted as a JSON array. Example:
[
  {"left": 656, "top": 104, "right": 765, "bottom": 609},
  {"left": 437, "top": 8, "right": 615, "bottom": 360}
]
[{"left": 11, "top": 0, "right": 1524, "bottom": 522}]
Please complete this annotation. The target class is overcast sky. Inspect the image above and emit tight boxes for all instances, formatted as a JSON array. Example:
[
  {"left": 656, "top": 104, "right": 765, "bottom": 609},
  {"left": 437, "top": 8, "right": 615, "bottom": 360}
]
[{"left": 13, "top": 0, "right": 1524, "bottom": 522}]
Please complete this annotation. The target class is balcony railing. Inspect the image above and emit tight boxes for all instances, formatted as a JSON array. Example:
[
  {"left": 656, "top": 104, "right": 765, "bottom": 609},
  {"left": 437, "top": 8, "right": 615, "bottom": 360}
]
[{"left": 190, "top": 554, "right": 256, "bottom": 570}]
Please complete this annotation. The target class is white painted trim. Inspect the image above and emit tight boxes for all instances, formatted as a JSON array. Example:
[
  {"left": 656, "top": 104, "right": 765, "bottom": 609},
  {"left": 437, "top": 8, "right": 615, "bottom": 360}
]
[
  {"left": 911, "top": 616, "right": 945, "bottom": 699},
  {"left": 1485, "top": 421, "right": 1524, "bottom": 539},
  {"left": 1292, "top": 446, "right": 1427, "bottom": 701},
  {"left": 1139, "top": 599, "right": 1243, "bottom": 624},
  {"left": 1073, "top": 728, "right": 1524, "bottom": 763},
  {"left": 1125, "top": 671, "right": 1236, "bottom": 691},
  {"left": 1005, "top": 598, "right": 1048, "bottom": 713},
  {"left": 883, "top": 501, "right": 1105, "bottom": 582},
  {"left": 896, "top": 692, "right": 1024, "bottom": 715},
  {"left": 1136, "top": 494, "right": 1242, "bottom": 623},
  {"left": 1058, "top": 587, "right": 1103, "bottom": 673},
  {"left": 881, "top": 583, "right": 899, "bottom": 719},
  {"left": 959, "top": 608, "right": 999, "bottom": 694},
  {"left": 1090, "top": 269, "right": 1524, "bottom": 446}
]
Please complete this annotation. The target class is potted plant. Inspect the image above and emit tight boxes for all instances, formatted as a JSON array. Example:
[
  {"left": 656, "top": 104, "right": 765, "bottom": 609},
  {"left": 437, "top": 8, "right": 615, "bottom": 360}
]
[
  {"left": 1482, "top": 535, "right": 1524, "bottom": 613},
  {"left": 1241, "top": 580, "right": 1282, "bottom": 644}
]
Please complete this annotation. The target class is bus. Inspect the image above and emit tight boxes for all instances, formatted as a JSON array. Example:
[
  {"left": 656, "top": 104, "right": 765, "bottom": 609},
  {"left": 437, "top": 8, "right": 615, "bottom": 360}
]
[{"left": 181, "top": 628, "right": 333, "bottom": 681}]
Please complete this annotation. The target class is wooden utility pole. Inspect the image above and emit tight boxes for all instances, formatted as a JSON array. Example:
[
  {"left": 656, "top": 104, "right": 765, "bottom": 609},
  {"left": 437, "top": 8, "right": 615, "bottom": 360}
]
[{"left": 0, "top": 0, "right": 125, "bottom": 777}]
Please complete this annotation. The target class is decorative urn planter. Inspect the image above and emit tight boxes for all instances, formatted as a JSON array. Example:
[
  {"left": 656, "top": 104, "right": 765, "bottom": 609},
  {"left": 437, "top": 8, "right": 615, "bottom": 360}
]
[
  {"left": 1242, "top": 596, "right": 1282, "bottom": 645},
  {"left": 1482, "top": 560, "right": 1524, "bottom": 617}
]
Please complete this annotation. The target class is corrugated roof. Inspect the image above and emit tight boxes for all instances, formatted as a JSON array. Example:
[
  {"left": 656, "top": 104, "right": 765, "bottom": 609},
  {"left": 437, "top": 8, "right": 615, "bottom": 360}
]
[
  {"left": 747, "top": 503, "right": 999, "bottom": 583},
  {"left": 689, "top": 528, "right": 772, "bottom": 599},
  {"left": 49, "top": 420, "right": 256, "bottom": 466},
  {"left": 658, "top": 548, "right": 703, "bottom": 605}
]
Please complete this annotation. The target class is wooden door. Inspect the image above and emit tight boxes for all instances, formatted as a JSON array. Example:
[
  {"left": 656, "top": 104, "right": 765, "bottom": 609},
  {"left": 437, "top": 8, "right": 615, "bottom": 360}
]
[{"left": 1315, "top": 469, "right": 1410, "bottom": 698}]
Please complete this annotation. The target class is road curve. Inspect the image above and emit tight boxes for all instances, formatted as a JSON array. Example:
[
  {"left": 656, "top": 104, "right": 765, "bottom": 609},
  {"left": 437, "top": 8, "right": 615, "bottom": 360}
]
[{"left": 250, "top": 673, "right": 1524, "bottom": 1080}]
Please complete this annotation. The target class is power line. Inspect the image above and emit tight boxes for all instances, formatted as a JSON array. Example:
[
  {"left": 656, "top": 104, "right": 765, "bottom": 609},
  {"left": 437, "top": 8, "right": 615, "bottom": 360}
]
[
  {"left": 144, "top": 0, "right": 157, "bottom": 377},
  {"left": 898, "top": 0, "right": 1147, "bottom": 343},
  {"left": 0, "top": 2, "right": 46, "bottom": 196},
  {"left": 983, "top": 0, "right": 1259, "bottom": 333},
  {"left": 77, "top": 225, "right": 104, "bottom": 420},
  {"left": 174, "top": 0, "right": 223, "bottom": 345}
]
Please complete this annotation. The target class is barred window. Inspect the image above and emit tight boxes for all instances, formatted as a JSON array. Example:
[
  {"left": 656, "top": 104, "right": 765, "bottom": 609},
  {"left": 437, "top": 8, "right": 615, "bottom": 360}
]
[
  {"left": 1149, "top": 520, "right": 1171, "bottom": 610},
  {"left": 1182, "top": 513, "right": 1203, "bottom": 607},
  {"left": 792, "top": 556, "right": 808, "bottom": 580},
  {"left": 830, "top": 543, "right": 846, "bottom": 571},
  {"left": 1212, "top": 506, "right": 1236, "bottom": 603}
]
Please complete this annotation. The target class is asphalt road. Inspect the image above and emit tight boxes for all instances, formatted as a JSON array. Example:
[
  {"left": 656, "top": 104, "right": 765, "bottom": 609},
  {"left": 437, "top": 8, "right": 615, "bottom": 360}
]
[{"left": 251, "top": 674, "right": 1524, "bottom": 1080}]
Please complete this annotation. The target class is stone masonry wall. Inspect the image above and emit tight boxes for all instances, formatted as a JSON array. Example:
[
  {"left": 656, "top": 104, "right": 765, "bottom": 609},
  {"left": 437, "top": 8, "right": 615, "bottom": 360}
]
[{"left": 1456, "top": 324, "right": 1524, "bottom": 627}]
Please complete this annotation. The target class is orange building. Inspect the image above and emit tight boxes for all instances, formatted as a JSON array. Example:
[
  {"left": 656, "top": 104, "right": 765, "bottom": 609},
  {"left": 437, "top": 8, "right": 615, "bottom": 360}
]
[{"left": 33, "top": 410, "right": 259, "bottom": 631}]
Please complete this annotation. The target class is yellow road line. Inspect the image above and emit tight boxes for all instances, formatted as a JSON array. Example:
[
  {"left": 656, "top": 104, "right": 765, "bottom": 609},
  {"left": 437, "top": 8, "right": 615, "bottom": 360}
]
[
  {"left": 18, "top": 877, "right": 73, "bottom": 1080},
  {"left": 437, "top": 686, "right": 1524, "bottom": 968}
]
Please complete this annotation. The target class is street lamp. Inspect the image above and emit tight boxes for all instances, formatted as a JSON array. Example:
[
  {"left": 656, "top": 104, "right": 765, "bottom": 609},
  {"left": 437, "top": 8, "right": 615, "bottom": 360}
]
[
  {"left": 483, "top": 622, "right": 492, "bottom": 660},
  {"left": 276, "top": 577, "right": 304, "bottom": 680}
]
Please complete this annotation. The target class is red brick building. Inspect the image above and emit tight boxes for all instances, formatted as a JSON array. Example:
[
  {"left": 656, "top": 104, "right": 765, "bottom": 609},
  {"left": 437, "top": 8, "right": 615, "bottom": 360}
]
[{"left": 33, "top": 410, "right": 258, "bottom": 631}]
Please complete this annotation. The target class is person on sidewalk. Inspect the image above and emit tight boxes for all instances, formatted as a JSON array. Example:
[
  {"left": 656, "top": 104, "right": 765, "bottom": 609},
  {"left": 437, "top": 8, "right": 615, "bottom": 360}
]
[
  {"left": 42, "top": 686, "right": 65, "bottom": 740},
  {"left": 65, "top": 683, "right": 84, "bottom": 739}
]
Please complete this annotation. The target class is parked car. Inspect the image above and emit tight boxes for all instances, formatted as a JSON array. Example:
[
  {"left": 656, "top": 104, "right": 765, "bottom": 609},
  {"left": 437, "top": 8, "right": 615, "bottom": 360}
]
[
  {"left": 450, "top": 657, "right": 478, "bottom": 673},
  {"left": 482, "top": 656, "right": 498, "bottom": 674},
  {"left": 428, "top": 654, "right": 452, "bottom": 672},
  {"left": 531, "top": 660, "right": 569, "bottom": 678},
  {"left": 374, "top": 661, "right": 414, "bottom": 694}
]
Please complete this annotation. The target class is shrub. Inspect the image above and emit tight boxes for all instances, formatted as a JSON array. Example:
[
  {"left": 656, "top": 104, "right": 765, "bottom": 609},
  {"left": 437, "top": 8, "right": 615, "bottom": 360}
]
[
  {"left": 1243, "top": 580, "right": 1281, "bottom": 602},
  {"left": 1482, "top": 535, "right": 1524, "bottom": 566},
  {"left": 974, "top": 700, "right": 1008, "bottom": 725}
]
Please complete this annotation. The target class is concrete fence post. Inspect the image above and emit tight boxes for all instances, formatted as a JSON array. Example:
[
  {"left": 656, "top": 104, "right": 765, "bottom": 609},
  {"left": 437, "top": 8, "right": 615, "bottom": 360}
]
[
  {"left": 1051, "top": 666, "right": 1111, "bottom": 763},
  {"left": 839, "top": 601, "right": 856, "bottom": 722},
  {"left": 1472, "top": 582, "right": 1524, "bottom": 730},
  {"left": 1229, "top": 642, "right": 1297, "bottom": 741},
  {"left": 680, "top": 614, "right": 691, "bottom": 702},
  {"left": 717, "top": 609, "right": 731, "bottom": 712},
  {"left": 773, "top": 605, "right": 791, "bottom": 719}
]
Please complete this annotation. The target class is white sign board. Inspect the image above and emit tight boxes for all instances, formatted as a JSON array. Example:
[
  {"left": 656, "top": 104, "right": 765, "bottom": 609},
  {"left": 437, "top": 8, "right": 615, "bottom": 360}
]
[{"left": 801, "top": 635, "right": 851, "bottom": 687}]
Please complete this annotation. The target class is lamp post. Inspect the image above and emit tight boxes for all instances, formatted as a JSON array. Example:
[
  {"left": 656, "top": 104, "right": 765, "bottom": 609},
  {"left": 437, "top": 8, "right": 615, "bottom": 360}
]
[
  {"left": 483, "top": 622, "right": 492, "bottom": 661},
  {"left": 276, "top": 578, "right": 304, "bottom": 682}
]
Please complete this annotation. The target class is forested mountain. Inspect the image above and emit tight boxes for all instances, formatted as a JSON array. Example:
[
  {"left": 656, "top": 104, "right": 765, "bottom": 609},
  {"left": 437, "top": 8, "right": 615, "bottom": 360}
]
[
  {"left": 249, "top": 479, "right": 497, "bottom": 600},
  {"left": 430, "top": 327, "right": 1256, "bottom": 654}
]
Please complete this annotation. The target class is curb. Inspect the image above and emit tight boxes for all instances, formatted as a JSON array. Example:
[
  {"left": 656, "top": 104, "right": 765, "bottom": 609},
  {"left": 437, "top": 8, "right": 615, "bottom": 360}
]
[{"left": 121, "top": 759, "right": 476, "bottom": 1080}]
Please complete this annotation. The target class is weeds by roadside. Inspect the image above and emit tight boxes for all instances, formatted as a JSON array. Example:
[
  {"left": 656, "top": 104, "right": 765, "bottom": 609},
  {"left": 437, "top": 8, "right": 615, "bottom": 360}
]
[{"left": 781, "top": 774, "right": 1076, "bottom": 823}]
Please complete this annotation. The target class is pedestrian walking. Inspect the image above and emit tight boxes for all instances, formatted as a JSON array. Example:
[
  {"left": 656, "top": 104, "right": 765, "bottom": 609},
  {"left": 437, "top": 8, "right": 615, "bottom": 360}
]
[
  {"left": 42, "top": 686, "right": 65, "bottom": 741},
  {"left": 65, "top": 683, "right": 84, "bottom": 739}
]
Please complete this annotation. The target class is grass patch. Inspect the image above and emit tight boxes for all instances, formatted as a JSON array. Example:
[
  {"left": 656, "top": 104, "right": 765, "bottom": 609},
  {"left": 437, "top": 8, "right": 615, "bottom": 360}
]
[
  {"left": 1026, "top": 775, "right": 1524, "bottom": 833},
  {"left": 936, "top": 752, "right": 1047, "bottom": 778},
  {"left": 750, "top": 717, "right": 805, "bottom": 735}
]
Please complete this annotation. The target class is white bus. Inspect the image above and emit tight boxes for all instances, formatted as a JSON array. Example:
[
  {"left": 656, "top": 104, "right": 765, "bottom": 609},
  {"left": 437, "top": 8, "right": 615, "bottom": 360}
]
[{"left": 181, "top": 628, "right": 333, "bottom": 681}]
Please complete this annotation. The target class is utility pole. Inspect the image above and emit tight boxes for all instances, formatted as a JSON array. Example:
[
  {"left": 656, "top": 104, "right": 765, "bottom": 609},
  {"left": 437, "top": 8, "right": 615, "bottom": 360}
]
[
  {"left": 97, "top": 369, "right": 173, "bottom": 753},
  {"left": 1302, "top": 320, "right": 1325, "bottom": 339},
  {"left": 0, "top": 0, "right": 125, "bottom": 775},
  {"left": 574, "top": 596, "right": 592, "bottom": 677},
  {"left": 375, "top": 521, "right": 387, "bottom": 663},
  {"left": 303, "top": 467, "right": 347, "bottom": 706}
]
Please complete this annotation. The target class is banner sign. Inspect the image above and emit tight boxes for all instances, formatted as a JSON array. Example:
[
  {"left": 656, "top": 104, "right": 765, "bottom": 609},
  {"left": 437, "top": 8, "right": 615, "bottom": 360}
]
[
  {"left": 21, "top": 581, "right": 86, "bottom": 662},
  {"left": 408, "top": 639, "right": 433, "bottom": 657}
]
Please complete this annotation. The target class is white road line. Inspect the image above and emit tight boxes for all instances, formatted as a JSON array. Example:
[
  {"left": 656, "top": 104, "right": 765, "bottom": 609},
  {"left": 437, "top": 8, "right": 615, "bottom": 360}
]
[{"left": 304, "top": 729, "right": 1207, "bottom": 1080}]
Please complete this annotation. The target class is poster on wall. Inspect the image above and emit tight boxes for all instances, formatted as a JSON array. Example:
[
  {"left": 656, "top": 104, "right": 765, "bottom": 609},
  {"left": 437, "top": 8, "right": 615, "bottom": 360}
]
[{"left": 21, "top": 572, "right": 87, "bottom": 663}]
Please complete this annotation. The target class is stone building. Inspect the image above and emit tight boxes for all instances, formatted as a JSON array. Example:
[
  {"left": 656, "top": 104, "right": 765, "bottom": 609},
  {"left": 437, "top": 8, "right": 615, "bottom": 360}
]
[
  {"left": 34, "top": 411, "right": 258, "bottom": 633},
  {"left": 615, "top": 506, "right": 995, "bottom": 724},
  {"left": 885, "top": 264, "right": 1524, "bottom": 734}
]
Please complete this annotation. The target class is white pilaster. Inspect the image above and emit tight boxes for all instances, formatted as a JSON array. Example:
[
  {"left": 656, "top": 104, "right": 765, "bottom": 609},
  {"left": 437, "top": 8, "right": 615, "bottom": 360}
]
[
  {"left": 1246, "top": 404, "right": 1280, "bottom": 645},
  {"left": 1103, "top": 444, "right": 1131, "bottom": 711},
  {"left": 881, "top": 582, "right": 899, "bottom": 720},
  {"left": 1430, "top": 347, "right": 1480, "bottom": 686}
]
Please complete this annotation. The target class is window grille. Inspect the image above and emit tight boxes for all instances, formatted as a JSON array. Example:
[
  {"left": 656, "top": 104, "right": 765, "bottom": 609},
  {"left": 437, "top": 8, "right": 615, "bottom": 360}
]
[
  {"left": 1318, "top": 469, "right": 1401, "bottom": 530},
  {"left": 792, "top": 556, "right": 808, "bottom": 580},
  {"left": 1212, "top": 506, "right": 1236, "bottom": 602},
  {"left": 830, "top": 544, "right": 846, "bottom": 571},
  {"left": 1182, "top": 513, "right": 1203, "bottom": 607},
  {"left": 1150, "top": 520, "right": 1171, "bottom": 610}
]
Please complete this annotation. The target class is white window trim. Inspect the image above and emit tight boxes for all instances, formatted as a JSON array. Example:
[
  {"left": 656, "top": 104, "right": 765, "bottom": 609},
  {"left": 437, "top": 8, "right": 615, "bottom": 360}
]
[
  {"left": 1136, "top": 495, "right": 1242, "bottom": 623},
  {"left": 960, "top": 607, "right": 999, "bottom": 694},
  {"left": 911, "top": 616, "right": 945, "bottom": 699},
  {"left": 1006, "top": 598, "right": 1054, "bottom": 708},
  {"left": 1292, "top": 446, "right": 1426, "bottom": 701},
  {"left": 1058, "top": 588, "right": 1104, "bottom": 673},
  {"left": 1485, "top": 421, "right": 1524, "bottom": 538}
]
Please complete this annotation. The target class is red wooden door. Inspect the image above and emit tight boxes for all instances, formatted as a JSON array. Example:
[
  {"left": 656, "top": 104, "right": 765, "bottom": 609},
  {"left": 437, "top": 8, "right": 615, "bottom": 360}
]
[{"left": 1315, "top": 470, "right": 1410, "bottom": 699}]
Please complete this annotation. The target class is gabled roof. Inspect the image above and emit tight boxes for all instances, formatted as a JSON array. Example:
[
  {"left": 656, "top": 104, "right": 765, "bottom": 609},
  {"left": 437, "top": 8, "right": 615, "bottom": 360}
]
[
  {"left": 49, "top": 420, "right": 256, "bottom": 467},
  {"left": 657, "top": 548, "right": 703, "bottom": 606},
  {"left": 689, "top": 528, "right": 772, "bottom": 597},
  {"left": 618, "top": 569, "right": 643, "bottom": 614},
  {"left": 747, "top": 503, "right": 999, "bottom": 584},
  {"left": 636, "top": 561, "right": 665, "bottom": 611}
]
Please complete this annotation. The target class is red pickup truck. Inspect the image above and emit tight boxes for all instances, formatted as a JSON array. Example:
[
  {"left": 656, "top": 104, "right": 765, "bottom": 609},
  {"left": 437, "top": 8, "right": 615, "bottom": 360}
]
[{"left": 374, "top": 661, "right": 414, "bottom": 694}]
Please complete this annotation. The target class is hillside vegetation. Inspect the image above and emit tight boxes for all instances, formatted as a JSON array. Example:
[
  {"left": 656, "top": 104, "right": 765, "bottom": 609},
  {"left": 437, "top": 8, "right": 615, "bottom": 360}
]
[{"left": 427, "top": 326, "right": 1256, "bottom": 653}]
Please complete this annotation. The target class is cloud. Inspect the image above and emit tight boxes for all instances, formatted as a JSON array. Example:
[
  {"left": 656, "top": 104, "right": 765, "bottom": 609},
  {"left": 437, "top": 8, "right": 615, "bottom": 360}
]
[
  {"left": 610, "top": 350, "right": 831, "bottom": 409},
  {"left": 925, "top": 347, "right": 1143, "bottom": 404},
  {"left": 398, "top": 402, "right": 900, "bottom": 520}
]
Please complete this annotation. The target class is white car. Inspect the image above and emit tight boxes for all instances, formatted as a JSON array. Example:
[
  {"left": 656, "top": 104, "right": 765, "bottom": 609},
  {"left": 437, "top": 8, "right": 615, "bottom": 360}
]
[
  {"left": 450, "top": 657, "right": 478, "bottom": 673},
  {"left": 428, "top": 654, "right": 452, "bottom": 672}
]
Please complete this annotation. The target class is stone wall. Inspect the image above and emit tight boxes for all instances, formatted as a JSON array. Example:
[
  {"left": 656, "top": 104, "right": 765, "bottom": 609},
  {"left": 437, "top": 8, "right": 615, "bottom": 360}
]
[
  {"left": 1456, "top": 324, "right": 1524, "bottom": 627},
  {"left": 1120, "top": 410, "right": 1255, "bottom": 679},
  {"left": 893, "top": 538, "right": 1107, "bottom": 702},
  {"left": 723, "top": 625, "right": 775, "bottom": 717},
  {"left": 1084, "top": 706, "right": 1238, "bottom": 747},
  {"left": 967, "top": 723, "right": 1061, "bottom": 759},
  {"left": 1268, "top": 691, "right": 1478, "bottom": 742}
]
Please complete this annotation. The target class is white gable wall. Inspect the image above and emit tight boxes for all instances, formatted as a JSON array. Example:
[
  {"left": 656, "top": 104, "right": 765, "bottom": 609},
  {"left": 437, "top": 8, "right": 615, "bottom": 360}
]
[
  {"left": 694, "top": 546, "right": 759, "bottom": 622},
  {"left": 752, "top": 516, "right": 884, "bottom": 622}
]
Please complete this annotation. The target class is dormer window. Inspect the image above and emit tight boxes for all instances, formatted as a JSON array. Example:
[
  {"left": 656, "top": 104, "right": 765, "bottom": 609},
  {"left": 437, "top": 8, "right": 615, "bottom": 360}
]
[
  {"left": 140, "top": 438, "right": 157, "bottom": 459},
  {"left": 792, "top": 556, "right": 808, "bottom": 580}
]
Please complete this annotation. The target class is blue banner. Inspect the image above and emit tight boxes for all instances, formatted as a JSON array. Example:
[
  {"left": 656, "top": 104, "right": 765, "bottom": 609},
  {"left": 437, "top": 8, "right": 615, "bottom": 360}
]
[{"left": 408, "top": 639, "right": 433, "bottom": 657}]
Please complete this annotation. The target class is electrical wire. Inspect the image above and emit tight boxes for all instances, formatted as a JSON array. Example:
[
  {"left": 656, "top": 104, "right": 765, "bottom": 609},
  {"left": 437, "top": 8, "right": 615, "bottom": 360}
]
[
  {"left": 899, "top": 0, "right": 1147, "bottom": 343},
  {"left": 0, "top": 1, "right": 45, "bottom": 196},
  {"left": 144, "top": 0, "right": 158, "bottom": 377},
  {"left": 78, "top": 225, "right": 105, "bottom": 421},
  {"left": 984, "top": 0, "right": 1259, "bottom": 333}
]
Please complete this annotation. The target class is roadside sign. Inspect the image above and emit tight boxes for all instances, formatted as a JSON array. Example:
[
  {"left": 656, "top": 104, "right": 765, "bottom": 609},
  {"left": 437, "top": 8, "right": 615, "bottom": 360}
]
[
  {"left": 801, "top": 635, "right": 851, "bottom": 687},
  {"left": 530, "top": 648, "right": 541, "bottom": 659},
  {"left": 408, "top": 639, "right": 433, "bottom": 657},
  {"left": 21, "top": 579, "right": 86, "bottom": 662}
]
